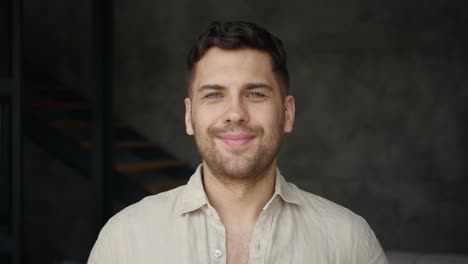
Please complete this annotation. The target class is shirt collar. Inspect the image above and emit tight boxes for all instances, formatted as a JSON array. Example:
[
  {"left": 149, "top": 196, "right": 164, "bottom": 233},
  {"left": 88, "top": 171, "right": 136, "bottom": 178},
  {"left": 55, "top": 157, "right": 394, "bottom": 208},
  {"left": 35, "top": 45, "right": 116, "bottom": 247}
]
[
  {"left": 176, "top": 164, "right": 209, "bottom": 215},
  {"left": 265, "top": 168, "right": 304, "bottom": 209},
  {"left": 176, "top": 164, "right": 304, "bottom": 215}
]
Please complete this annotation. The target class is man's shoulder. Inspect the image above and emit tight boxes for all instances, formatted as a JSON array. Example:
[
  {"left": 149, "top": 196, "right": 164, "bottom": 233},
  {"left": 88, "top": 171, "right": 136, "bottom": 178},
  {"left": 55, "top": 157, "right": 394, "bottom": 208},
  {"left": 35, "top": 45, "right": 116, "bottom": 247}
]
[
  {"left": 107, "top": 184, "right": 186, "bottom": 226},
  {"left": 88, "top": 185, "right": 189, "bottom": 263},
  {"left": 294, "top": 186, "right": 387, "bottom": 263},
  {"left": 293, "top": 185, "right": 370, "bottom": 233}
]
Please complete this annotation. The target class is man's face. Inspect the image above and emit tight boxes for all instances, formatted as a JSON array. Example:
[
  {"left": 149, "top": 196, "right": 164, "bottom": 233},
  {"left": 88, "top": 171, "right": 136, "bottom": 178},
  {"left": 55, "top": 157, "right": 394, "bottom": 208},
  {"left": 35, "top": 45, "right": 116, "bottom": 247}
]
[{"left": 185, "top": 47, "right": 295, "bottom": 180}]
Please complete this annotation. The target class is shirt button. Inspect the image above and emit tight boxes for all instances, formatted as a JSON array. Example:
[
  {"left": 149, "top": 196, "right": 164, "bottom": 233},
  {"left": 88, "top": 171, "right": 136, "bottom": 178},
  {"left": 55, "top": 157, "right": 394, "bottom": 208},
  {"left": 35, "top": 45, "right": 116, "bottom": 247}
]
[
  {"left": 214, "top": 249, "right": 222, "bottom": 258},
  {"left": 206, "top": 210, "right": 212, "bottom": 216}
]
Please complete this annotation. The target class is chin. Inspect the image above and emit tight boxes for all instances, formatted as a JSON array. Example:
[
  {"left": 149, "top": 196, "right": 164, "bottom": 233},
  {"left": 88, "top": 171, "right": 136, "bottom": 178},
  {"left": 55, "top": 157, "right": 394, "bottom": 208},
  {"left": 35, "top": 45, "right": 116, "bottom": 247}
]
[{"left": 219, "top": 161, "right": 266, "bottom": 180}]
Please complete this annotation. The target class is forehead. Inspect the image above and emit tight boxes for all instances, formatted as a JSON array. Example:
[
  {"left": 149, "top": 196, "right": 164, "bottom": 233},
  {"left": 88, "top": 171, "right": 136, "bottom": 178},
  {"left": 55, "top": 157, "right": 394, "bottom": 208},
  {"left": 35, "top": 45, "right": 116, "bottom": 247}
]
[{"left": 190, "top": 47, "right": 278, "bottom": 92}]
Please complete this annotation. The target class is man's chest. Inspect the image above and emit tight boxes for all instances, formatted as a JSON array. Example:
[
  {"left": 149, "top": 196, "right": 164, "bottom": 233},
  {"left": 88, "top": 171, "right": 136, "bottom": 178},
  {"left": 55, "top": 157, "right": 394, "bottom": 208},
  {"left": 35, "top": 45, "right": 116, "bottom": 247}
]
[
  {"left": 121, "top": 207, "right": 332, "bottom": 264},
  {"left": 226, "top": 226, "right": 252, "bottom": 264}
]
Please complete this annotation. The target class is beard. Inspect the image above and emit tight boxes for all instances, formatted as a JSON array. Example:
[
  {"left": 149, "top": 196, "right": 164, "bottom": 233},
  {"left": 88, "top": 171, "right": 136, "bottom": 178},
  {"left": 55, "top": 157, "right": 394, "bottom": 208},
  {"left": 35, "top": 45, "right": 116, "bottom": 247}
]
[{"left": 192, "top": 118, "right": 284, "bottom": 183}]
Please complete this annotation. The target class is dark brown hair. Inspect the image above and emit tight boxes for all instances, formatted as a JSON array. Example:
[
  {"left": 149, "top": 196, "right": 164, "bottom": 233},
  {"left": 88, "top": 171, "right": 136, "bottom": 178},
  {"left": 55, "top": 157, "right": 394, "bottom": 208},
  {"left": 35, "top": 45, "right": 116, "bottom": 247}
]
[{"left": 187, "top": 21, "right": 289, "bottom": 95}]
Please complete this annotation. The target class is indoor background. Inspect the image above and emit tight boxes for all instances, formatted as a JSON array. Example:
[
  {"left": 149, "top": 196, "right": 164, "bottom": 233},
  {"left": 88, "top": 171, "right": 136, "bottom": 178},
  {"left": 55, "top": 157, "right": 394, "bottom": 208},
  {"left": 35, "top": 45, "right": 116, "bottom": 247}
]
[{"left": 3, "top": 0, "right": 468, "bottom": 263}]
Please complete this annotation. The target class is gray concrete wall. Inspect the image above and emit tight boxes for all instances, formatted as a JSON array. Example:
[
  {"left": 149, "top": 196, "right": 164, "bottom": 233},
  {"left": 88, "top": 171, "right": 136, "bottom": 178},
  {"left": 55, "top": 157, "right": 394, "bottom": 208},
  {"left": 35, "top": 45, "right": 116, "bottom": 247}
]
[{"left": 23, "top": 0, "right": 468, "bottom": 258}]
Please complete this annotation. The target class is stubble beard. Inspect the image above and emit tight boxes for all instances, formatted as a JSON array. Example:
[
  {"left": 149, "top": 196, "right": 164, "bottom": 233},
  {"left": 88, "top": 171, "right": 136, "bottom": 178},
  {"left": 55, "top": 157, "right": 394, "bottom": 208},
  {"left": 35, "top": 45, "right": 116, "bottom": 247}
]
[{"left": 192, "top": 119, "right": 284, "bottom": 184}]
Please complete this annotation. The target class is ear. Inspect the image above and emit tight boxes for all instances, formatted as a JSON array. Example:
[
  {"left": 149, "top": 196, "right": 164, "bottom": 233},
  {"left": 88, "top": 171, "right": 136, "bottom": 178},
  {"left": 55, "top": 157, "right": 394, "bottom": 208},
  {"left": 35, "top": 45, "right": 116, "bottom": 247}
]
[
  {"left": 184, "top": 97, "right": 194, "bottom": 135},
  {"left": 283, "top": 95, "right": 295, "bottom": 133}
]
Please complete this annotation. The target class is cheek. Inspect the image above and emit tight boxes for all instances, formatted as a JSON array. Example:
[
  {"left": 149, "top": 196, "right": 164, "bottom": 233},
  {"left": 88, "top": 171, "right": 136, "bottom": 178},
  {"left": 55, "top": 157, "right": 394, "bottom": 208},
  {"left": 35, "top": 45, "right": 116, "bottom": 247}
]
[
  {"left": 192, "top": 107, "right": 218, "bottom": 131},
  {"left": 254, "top": 106, "right": 284, "bottom": 130}
]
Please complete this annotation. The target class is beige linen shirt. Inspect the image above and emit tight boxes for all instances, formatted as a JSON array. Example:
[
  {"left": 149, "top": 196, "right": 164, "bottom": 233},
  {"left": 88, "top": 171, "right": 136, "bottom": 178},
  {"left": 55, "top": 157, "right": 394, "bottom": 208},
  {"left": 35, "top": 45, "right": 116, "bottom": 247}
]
[{"left": 88, "top": 165, "right": 388, "bottom": 264}]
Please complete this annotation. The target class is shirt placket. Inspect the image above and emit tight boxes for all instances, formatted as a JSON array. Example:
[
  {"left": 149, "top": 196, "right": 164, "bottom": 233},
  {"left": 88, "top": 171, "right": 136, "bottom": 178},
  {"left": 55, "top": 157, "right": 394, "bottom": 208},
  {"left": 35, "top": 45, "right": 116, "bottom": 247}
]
[
  {"left": 206, "top": 205, "right": 227, "bottom": 264},
  {"left": 248, "top": 198, "right": 278, "bottom": 264}
]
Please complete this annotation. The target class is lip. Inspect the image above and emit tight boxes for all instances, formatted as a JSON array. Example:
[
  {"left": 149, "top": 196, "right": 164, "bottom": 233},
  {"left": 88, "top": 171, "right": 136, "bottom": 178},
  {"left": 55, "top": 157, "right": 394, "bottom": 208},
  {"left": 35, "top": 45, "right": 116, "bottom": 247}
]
[{"left": 217, "top": 133, "right": 255, "bottom": 147}]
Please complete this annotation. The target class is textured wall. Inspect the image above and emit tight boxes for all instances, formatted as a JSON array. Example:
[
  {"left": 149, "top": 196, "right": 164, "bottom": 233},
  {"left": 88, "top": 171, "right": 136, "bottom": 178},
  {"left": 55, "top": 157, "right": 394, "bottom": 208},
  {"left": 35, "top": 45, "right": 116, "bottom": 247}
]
[{"left": 23, "top": 0, "right": 468, "bottom": 257}]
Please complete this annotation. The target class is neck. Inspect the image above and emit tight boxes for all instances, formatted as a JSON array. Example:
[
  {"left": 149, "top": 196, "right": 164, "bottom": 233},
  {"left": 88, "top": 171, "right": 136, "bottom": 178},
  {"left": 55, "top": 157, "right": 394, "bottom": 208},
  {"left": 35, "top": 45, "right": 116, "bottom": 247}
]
[{"left": 202, "top": 162, "right": 277, "bottom": 225}]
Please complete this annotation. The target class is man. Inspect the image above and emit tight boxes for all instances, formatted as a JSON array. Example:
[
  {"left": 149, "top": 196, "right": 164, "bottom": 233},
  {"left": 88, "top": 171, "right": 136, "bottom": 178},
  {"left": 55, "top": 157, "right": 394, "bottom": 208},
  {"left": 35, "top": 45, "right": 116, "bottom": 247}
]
[{"left": 88, "top": 21, "right": 388, "bottom": 264}]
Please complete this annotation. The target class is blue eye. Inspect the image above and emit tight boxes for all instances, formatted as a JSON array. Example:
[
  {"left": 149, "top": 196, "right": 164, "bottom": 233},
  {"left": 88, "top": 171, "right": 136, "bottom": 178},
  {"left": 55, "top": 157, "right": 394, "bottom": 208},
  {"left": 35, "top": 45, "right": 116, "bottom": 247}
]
[
  {"left": 247, "top": 92, "right": 265, "bottom": 98},
  {"left": 205, "top": 93, "right": 223, "bottom": 99}
]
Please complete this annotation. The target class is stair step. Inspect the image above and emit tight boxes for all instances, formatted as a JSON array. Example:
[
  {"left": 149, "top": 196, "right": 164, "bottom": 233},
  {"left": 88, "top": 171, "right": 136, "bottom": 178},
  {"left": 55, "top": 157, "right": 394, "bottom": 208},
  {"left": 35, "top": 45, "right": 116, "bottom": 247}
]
[
  {"left": 144, "top": 181, "right": 186, "bottom": 194},
  {"left": 24, "top": 100, "right": 90, "bottom": 110},
  {"left": 115, "top": 160, "right": 185, "bottom": 174},
  {"left": 49, "top": 120, "right": 128, "bottom": 129},
  {"left": 81, "top": 140, "right": 158, "bottom": 150}
]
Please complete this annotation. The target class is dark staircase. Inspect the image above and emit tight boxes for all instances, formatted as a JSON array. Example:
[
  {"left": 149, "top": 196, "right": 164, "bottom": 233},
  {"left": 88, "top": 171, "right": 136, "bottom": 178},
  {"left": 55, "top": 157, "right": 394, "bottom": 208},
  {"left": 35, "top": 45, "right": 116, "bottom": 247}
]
[{"left": 23, "top": 78, "right": 194, "bottom": 211}]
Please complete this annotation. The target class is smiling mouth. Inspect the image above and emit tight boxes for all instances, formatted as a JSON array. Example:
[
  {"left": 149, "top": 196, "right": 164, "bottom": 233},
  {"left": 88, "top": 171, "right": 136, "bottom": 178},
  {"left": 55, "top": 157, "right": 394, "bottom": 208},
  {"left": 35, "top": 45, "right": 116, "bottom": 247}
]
[{"left": 218, "top": 134, "right": 255, "bottom": 147}]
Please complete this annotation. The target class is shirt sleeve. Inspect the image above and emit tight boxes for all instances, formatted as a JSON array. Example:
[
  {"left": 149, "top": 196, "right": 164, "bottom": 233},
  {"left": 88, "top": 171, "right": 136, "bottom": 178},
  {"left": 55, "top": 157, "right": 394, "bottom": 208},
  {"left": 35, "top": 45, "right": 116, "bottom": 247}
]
[
  {"left": 352, "top": 216, "right": 389, "bottom": 264},
  {"left": 87, "top": 218, "right": 122, "bottom": 264}
]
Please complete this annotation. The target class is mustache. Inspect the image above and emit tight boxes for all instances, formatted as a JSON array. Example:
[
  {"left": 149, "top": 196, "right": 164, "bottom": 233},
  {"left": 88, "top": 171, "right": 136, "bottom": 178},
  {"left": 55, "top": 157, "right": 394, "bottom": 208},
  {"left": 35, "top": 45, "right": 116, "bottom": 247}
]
[{"left": 208, "top": 124, "right": 264, "bottom": 136}]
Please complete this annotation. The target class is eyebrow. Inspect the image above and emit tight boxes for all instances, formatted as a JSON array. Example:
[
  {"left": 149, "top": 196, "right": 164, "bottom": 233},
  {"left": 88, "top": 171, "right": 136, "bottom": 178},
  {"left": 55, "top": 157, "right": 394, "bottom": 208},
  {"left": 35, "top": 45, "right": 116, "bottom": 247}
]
[
  {"left": 197, "top": 84, "right": 225, "bottom": 93},
  {"left": 196, "top": 82, "right": 273, "bottom": 93},
  {"left": 244, "top": 82, "right": 273, "bottom": 90}
]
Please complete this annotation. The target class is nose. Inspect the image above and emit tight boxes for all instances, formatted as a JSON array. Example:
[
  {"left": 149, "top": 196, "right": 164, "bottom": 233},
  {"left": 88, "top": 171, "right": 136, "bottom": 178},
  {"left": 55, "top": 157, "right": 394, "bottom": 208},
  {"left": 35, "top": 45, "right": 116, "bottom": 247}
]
[{"left": 224, "top": 97, "right": 248, "bottom": 124}]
